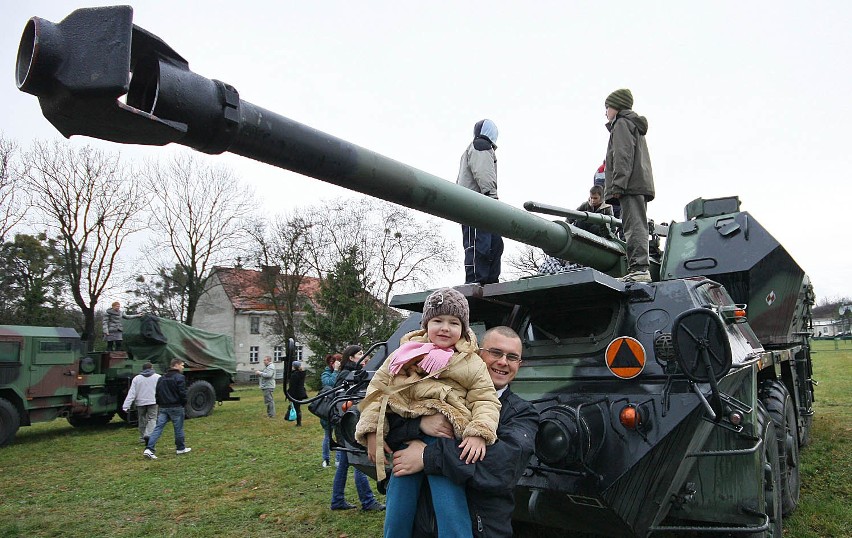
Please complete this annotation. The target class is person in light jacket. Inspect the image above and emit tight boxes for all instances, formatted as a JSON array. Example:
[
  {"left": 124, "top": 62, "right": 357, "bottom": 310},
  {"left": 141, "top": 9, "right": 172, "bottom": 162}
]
[
  {"left": 122, "top": 362, "right": 161, "bottom": 444},
  {"left": 255, "top": 356, "right": 276, "bottom": 418}
]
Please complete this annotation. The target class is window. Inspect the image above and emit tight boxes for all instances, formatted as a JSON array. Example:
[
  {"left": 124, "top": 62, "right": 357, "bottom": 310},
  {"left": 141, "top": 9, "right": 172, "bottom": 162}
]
[
  {"left": 273, "top": 346, "right": 283, "bottom": 362},
  {"left": 296, "top": 343, "right": 304, "bottom": 361},
  {"left": 0, "top": 341, "right": 21, "bottom": 363},
  {"left": 250, "top": 316, "right": 260, "bottom": 335},
  {"left": 249, "top": 346, "right": 259, "bottom": 364}
]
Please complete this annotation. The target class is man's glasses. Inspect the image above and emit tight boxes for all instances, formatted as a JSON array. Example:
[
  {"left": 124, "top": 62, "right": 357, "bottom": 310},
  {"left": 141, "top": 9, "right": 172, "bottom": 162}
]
[{"left": 482, "top": 348, "right": 521, "bottom": 363}]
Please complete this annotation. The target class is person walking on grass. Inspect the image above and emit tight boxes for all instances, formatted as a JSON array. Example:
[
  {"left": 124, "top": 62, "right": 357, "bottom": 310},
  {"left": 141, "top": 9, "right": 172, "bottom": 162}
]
[
  {"left": 321, "top": 353, "right": 343, "bottom": 467},
  {"left": 143, "top": 358, "right": 191, "bottom": 459},
  {"left": 255, "top": 356, "right": 276, "bottom": 418},
  {"left": 122, "top": 362, "right": 160, "bottom": 444}
]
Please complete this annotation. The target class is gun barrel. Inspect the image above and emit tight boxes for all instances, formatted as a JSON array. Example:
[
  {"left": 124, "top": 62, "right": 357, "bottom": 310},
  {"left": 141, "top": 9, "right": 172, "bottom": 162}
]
[
  {"left": 16, "top": 6, "right": 627, "bottom": 275},
  {"left": 524, "top": 201, "right": 623, "bottom": 228}
]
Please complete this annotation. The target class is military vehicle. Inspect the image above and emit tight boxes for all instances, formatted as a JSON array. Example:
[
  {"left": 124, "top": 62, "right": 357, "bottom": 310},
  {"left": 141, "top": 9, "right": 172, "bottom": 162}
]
[
  {"left": 0, "top": 314, "right": 238, "bottom": 446},
  {"left": 15, "top": 7, "right": 815, "bottom": 536}
]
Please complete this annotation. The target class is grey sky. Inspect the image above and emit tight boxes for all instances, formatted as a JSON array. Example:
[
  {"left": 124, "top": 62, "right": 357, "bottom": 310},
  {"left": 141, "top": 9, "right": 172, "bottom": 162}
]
[{"left": 3, "top": 1, "right": 850, "bottom": 301}]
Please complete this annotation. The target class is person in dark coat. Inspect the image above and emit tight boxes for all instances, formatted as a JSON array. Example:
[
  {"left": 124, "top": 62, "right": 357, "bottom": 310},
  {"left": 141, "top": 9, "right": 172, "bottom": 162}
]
[
  {"left": 603, "top": 88, "right": 655, "bottom": 283},
  {"left": 572, "top": 185, "right": 615, "bottom": 239},
  {"left": 102, "top": 301, "right": 141, "bottom": 351},
  {"left": 387, "top": 326, "right": 539, "bottom": 538},
  {"left": 287, "top": 361, "right": 308, "bottom": 426}
]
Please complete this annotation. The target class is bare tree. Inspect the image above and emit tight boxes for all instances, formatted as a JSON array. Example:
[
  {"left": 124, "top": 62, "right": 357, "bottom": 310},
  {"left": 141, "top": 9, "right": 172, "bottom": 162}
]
[
  {"left": 144, "top": 153, "right": 255, "bottom": 325},
  {"left": 0, "top": 135, "right": 27, "bottom": 241},
  {"left": 505, "top": 244, "right": 546, "bottom": 278},
  {"left": 298, "top": 198, "right": 457, "bottom": 299},
  {"left": 371, "top": 202, "right": 456, "bottom": 305},
  {"left": 250, "top": 212, "right": 315, "bottom": 342},
  {"left": 20, "top": 140, "right": 147, "bottom": 349},
  {"left": 249, "top": 196, "right": 457, "bottom": 346}
]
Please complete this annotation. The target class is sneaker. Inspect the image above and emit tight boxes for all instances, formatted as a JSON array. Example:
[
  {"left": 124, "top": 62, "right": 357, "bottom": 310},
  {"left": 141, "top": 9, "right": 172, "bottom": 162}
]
[
  {"left": 176, "top": 447, "right": 192, "bottom": 455},
  {"left": 330, "top": 502, "right": 357, "bottom": 511},
  {"left": 143, "top": 449, "right": 157, "bottom": 460},
  {"left": 362, "top": 502, "right": 385, "bottom": 512},
  {"left": 322, "top": 460, "right": 329, "bottom": 468},
  {"left": 619, "top": 270, "right": 652, "bottom": 283}
]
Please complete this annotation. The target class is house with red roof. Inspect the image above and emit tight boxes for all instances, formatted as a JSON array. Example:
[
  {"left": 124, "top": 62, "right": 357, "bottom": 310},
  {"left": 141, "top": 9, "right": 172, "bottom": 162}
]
[{"left": 193, "top": 265, "right": 320, "bottom": 381}]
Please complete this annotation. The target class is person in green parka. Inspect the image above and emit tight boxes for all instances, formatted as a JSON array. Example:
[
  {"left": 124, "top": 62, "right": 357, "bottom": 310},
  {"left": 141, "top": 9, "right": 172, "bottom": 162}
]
[{"left": 603, "top": 88, "right": 655, "bottom": 283}]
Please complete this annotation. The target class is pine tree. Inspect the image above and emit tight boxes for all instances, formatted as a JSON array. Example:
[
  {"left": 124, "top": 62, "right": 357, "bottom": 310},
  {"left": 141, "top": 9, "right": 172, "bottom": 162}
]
[{"left": 302, "top": 247, "right": 399, "bottom": 371}]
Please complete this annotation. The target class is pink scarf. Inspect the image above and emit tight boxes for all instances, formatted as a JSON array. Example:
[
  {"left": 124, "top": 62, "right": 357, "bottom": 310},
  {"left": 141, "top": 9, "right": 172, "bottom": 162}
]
[{"left": 388, "top": 341, "right": 453, "bottom": 375}]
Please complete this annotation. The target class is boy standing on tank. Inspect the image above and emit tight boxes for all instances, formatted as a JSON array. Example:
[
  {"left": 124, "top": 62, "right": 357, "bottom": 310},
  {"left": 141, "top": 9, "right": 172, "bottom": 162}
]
[
  {"left": 603, "top": 89, "right": 655, "bottom": 283},
  {"left": 458, "top": 119, "right": 503, "bottom": 285}
]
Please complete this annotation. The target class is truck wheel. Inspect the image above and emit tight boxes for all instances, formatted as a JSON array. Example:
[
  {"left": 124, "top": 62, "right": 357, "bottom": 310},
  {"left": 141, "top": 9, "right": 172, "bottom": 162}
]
[
  {"left": 760, "top": 380, "right": 801, "bottom": 515},
  {"left": 0, "top": 397, "right": 21, "bottom": 446},
  {"left": 750, "top": 403, "right": 783, "bottom": 538},
  {"left": 67, "top": 413, "right": 115, "bottom": 427},
  {"left": 798, "top": 414, "right": 813, "bottom": 448},
  {"left": 185, "top": 380, "right": 216, "bottom": 418}
]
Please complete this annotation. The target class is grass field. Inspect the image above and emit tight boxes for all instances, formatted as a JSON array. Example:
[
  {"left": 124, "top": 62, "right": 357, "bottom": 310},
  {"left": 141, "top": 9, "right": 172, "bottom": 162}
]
[{"left": 1, "top": 340, "right": 849, "bottom": 537}]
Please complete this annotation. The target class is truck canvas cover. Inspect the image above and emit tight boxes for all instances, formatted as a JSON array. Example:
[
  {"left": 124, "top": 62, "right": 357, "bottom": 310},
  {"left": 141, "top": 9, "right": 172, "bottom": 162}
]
[{"left": 122, "top": 314, "right": 236, "bottom": 375}]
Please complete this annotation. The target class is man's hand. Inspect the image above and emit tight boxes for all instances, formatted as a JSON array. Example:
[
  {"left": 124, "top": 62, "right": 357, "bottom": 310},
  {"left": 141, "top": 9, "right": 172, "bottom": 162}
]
[
  {"left": 392, "top": 439, "right": 426, "bottom": 476},
  {"left": 420, "top": 413, "right": 454, "bottom": 438},
  {"left": 458, "top": 436, "right": 487, "bottom": 464}
]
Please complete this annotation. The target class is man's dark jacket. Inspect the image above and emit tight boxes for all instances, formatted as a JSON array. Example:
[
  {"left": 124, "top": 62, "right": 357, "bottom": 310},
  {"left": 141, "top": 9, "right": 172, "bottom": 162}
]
[
  {"left": 155, "top": 368, "right": 187, "bottom": 408},
  {"left": 387, "top": 387, "right": 539, "bottom": 538}
]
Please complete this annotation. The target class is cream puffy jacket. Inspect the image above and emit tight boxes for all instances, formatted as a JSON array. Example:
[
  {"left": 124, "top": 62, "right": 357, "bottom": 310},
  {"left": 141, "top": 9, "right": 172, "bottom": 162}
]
[{"left": 354, "top": 329, "right": 501, "bottom": 449}]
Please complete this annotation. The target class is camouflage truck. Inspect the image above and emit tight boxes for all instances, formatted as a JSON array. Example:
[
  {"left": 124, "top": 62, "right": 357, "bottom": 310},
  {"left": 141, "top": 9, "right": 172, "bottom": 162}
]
[
  {"left": 14, "top": 7, "right": 815, "bottom": 536},
  {"left": 0, "top": 314, "right": 237, "bottom": 446}
]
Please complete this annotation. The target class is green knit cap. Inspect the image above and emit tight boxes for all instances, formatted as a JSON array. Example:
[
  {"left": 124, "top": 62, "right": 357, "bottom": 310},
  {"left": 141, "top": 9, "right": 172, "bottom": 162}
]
[{"left": 605, "top": 88, "right": 634, "bottom": 110}]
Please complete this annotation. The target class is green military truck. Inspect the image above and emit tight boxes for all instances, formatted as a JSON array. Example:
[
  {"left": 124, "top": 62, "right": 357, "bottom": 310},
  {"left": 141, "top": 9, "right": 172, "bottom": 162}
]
[{"left": 0, "top": 314, "right": 237, "bottom": 446}]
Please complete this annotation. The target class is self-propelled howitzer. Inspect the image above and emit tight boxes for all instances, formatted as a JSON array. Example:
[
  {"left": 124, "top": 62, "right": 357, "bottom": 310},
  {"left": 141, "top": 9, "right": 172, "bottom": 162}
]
[{"left": 16, "top": 7, "right": 816, "bottom": 537}]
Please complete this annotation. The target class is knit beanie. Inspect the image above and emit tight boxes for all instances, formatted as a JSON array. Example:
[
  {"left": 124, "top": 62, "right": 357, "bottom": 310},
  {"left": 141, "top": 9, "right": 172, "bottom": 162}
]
[
  {"left": 605, "top": 89, "right": 633, "bottom": 111},
  {"left": 292, "top": 361, "right": 302, "bottom": 370},
  {"left": 421, "top": 288, "right": 470, "bottom": 338}
]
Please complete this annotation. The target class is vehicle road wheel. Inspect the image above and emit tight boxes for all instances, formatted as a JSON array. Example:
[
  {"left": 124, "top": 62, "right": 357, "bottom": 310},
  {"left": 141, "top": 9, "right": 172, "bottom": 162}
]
[
  {"left": 760, "top": 380, "right": 801, "bottom": 515},
  {"left": 750, "top": 403, "right": 783, "bottom": 538},
  {"left": 185, "top": 380, "right": 216, "bottom": 418},
  {"left": 67, "top": 413, "right": 115, "bottom": 427},
  {"left": 0, "top": 397, "right": 21, "bottom": 446}
]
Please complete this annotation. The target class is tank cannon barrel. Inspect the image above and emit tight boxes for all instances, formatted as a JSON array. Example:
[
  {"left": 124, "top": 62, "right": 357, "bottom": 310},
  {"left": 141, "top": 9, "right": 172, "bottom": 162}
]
[
  {"left": 524, "top": 201, "right": 623, "bottom": 228},
  {"left": 15, "top": 5, "right": 626, "bottom": 275}
]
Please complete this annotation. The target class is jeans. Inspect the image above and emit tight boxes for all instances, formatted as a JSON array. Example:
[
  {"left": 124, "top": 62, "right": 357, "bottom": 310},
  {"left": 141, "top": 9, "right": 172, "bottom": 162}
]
[
  {"left": 136, "top": 404, "right": 159, "bottom": 440},
  {"left": 145, "top": 406, "right": 186, "bottom": 452},
  {"left": 383, "top": 437, "right": 471, "bottom": 538},
  {"left": 262, "top": 388, "right": 275, "bottom": 417},
  {"left": 331, "top": 450, "right": 378, "bottom": 509},
  {"left": 322, "top": 425, "right": 341, "bottom": 464}
]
